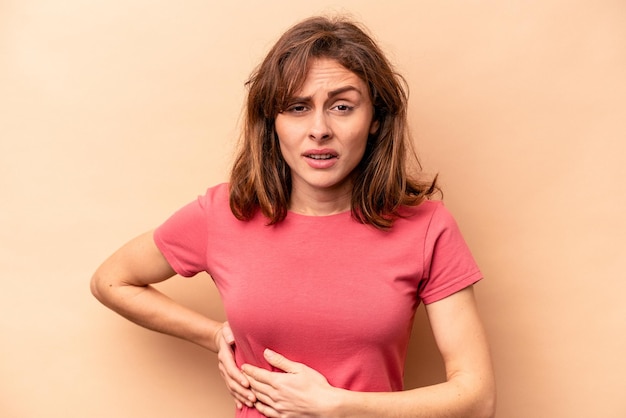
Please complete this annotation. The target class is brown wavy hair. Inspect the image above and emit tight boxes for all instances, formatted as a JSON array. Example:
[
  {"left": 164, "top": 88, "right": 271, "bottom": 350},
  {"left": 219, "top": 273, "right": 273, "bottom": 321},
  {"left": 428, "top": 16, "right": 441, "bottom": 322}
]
[{"left": 229, "top": 15, "right": 437, "bottom": 230}]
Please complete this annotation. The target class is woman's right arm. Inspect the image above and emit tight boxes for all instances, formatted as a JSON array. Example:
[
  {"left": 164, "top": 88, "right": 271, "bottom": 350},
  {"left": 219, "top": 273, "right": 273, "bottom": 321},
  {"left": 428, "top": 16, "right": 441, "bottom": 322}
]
[
  {"left": 90, "top": 230, "right": 256, "bottom": 409},
  {"left": 90, "top": 230, "right": 222, "bottom": 350}
]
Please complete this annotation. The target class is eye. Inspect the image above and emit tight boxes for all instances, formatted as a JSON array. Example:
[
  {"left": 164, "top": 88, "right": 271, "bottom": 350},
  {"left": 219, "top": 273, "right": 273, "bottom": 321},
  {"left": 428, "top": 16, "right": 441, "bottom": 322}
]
[
  {"left": 285, "top": 104, "right": 308, "bottom": 114},
  {"left": 331, "top": 103, "right": 354, "bottom": 113}
]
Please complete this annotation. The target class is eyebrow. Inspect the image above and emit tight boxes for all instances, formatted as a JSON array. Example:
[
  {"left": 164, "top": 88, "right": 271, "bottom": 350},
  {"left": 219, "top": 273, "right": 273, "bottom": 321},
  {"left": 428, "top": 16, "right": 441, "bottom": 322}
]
[
  {"left": 327, "top": 85, "right": 363, "bottom": 98},
  {"left": 289, "top": 85, "right": 363, "bottom": 103}
]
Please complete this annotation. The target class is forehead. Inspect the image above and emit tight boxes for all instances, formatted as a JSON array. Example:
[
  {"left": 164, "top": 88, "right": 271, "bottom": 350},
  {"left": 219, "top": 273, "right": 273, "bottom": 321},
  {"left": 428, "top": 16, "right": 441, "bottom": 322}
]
[{"left": 292, "top": 58, "right": 367, "bottom": 96}]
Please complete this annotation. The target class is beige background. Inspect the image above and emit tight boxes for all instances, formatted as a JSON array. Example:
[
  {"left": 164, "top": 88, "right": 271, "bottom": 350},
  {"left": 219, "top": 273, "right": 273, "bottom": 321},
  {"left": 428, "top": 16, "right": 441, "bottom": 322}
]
[{"left": 1, "top": 1, "right": 625, "bottom": 417}]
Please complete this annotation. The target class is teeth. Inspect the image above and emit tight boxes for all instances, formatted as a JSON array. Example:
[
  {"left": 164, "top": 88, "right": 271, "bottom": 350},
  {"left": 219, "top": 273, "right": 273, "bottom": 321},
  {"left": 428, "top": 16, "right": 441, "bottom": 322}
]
[{"left": 308, "top": 154, "right": 333, "bottom": 160}]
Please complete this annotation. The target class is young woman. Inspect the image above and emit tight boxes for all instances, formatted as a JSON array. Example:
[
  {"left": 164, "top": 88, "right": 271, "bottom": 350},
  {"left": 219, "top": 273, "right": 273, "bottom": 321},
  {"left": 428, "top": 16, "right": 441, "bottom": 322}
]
[{"left": 91, "top": 16, "right": 496, "bottom": 417}]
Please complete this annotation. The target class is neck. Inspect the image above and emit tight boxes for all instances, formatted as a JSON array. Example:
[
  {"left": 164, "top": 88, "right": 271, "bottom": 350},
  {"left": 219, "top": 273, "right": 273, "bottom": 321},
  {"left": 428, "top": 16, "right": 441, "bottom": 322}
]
[{"left": 289, "top": 186, "right": 352, "bottom": 216}]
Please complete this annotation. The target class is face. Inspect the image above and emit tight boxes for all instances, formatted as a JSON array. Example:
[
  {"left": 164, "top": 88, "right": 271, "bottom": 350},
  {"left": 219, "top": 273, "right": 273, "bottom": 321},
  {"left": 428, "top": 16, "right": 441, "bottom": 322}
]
[{"left": 275, "top": 58, "right": 379, "bottom": 207}]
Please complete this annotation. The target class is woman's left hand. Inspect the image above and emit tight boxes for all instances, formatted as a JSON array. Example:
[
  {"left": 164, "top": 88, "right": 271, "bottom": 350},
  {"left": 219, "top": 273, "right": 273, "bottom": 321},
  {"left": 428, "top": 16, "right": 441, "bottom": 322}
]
[{"left": 241, "top": 349, "right": 339, "bottom": 418}]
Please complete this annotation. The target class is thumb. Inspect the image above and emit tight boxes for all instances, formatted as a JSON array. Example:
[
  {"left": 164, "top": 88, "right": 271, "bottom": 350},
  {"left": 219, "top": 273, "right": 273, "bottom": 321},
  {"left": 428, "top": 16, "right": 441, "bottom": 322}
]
[
  {"left": 221, "top": 322, "right": 235, "bottom": 345},
  {"left": 264, "top": 349, "right": 299, "bottom": 373}
]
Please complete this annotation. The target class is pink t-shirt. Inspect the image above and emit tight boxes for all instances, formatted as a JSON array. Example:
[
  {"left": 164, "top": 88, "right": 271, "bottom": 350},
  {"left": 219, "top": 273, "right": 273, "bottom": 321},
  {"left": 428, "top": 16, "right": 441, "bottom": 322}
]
[{"left": 154, "top": 183, "right": 481, "bottom": 416}]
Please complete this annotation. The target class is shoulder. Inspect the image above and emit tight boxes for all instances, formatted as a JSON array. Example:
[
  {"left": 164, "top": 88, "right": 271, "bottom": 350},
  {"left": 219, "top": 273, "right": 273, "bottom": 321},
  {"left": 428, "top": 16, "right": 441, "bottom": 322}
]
[
  {"left": 197, "top": 183, "right": 230, "bottom": 207},
  {"left": 198, "top": 183, "right": 271, "bottom": 229},
  {"left": 156, "top": 183, "right": 233, "bottom": 231},
  {"left": 187, "top": 183, "right": 233, "bottom": 218},
  {"left": 395, "top": 199, "right": 455, "bottom": 229},
  {"left": 390, "top": 200, "right": 469, "bottom": 248}
]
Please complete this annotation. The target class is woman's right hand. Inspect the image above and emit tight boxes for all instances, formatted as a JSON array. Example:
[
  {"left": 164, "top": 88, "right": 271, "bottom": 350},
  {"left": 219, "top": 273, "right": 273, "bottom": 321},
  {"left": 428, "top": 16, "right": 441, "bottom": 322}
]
[{"left": 215, "top": 322, "right": 256, "bottom": 409}]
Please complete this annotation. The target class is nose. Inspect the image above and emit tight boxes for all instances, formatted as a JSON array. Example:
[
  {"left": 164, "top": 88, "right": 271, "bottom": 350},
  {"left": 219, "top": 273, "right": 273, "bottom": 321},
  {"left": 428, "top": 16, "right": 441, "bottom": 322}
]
[{"left": 308, "top": 110, "right": 332, "bottom": 142}]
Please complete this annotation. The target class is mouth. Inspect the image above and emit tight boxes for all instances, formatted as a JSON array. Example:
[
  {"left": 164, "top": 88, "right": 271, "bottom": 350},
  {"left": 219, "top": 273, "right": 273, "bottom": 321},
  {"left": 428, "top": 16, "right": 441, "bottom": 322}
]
[
  {"left": 305, "top": 153, "right": 336, "bottom": 160},
  {"left": 303, "top": 149, "right": 339, "bottom": 161},
  {"left": 302, "top": 150, "right": 339, "bottom": 169}
]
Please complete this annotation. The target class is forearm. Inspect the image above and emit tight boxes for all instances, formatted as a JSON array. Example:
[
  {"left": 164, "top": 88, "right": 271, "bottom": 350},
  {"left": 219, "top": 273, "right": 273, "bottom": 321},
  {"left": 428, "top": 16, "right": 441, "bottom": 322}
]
[
  {"left": 90, "top": 231, "right": 223, "bottom": 352},
  {"left": 329, "top": 286, "right": 494, "bottom": 418},
  {"left": 243, "top": 346, "right": 495, "bottom": 418},
  {"left": 92, "top": 279, "right": 222, "bottom": 352},
  {"left": 331, "top": 377, "right": 495, "bottom": 418}
]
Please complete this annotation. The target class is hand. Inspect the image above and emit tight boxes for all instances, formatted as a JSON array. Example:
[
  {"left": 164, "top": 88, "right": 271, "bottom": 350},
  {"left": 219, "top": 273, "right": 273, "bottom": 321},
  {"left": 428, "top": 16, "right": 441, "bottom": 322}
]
[
  {"left": 241, "top": 349, "right": 338, "bottom": 418},
  {"left": 215, "top": 322, "right": 256, "bottom": 409}
]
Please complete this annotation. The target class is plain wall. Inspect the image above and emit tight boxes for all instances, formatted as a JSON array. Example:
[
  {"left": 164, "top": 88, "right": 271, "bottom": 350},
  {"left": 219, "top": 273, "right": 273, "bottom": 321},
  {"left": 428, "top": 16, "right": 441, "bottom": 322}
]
[{"left": 1, "top": 1, "right": 625, "bottom": 417}]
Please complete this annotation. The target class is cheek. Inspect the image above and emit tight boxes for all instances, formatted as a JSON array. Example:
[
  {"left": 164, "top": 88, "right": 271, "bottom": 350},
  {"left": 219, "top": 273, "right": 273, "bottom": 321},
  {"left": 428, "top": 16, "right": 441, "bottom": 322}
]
[
  {"left": 275, "top": 120, "right": 307, "bottom": 162},
  {"left": 275, "top": 117, "right": 295, "bottom": 148},
  {"left": 276, "top": 139, "right": 292, "bottom": 168},
  {"left": 274, "top": 119, "right": 288, "bottom": 153},
  {"left": 275, "top": 132, "right": 298, "bottom": 167},
  {"left": 352, "top": 127, "right": 371, "bottom": 156},
  {"left": 274, "top": 113, "right": 298, "bottom": 135}
]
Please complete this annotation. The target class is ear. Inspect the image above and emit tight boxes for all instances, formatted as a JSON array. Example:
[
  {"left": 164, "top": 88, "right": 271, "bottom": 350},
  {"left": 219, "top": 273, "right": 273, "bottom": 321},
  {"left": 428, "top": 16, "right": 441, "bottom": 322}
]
[{"left": 369, "top": 119, "right": 380, "bottom": 135}]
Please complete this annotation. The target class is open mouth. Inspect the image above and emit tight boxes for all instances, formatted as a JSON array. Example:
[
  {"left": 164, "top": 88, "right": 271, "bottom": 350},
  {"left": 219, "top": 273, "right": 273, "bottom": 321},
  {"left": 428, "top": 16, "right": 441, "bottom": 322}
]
[{"left": 306, "top": 154, "right": 335, "bottom": 160}]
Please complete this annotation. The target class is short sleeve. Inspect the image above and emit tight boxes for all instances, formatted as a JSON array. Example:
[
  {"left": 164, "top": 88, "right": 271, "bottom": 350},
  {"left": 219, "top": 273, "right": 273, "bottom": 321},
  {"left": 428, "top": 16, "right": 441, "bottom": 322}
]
[
  {"left": 419, "top": 204, "right": 482, "bottom": 304},
  {"left": 153, "top": 193, "right": 210, "bottom": 277}
]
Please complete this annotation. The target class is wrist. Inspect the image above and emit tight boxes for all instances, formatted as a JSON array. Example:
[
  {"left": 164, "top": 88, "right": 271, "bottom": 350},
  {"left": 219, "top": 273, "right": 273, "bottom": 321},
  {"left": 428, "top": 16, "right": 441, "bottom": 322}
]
[
  {"left": 212, "top": 323, "right": 225, "bottom": 352},
  {"left": 323, "top": 387, "right": 349, "bottom": 418},
  {"left": 328, "top": 388, "right": 376, "bottom": 418}
]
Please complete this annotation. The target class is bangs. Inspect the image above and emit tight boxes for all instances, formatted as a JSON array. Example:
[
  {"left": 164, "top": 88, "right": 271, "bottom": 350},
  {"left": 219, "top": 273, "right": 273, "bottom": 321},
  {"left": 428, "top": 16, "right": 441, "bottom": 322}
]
[{"left": 275, "top": 53, "right": 311, "bottom": 113}]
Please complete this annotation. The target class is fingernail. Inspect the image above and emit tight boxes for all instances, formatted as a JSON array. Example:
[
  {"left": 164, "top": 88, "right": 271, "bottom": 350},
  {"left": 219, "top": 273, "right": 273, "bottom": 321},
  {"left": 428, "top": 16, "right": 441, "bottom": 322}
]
[{"left": 264, "top": 348, "right": 275, "bottom": 358}]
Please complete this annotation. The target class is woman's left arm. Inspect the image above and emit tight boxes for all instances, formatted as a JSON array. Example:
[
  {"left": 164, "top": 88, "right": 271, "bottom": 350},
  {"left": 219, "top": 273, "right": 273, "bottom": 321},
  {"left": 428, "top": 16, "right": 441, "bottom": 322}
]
[{"left": 242, "top": 286, "right": 496, "bottom": 418}]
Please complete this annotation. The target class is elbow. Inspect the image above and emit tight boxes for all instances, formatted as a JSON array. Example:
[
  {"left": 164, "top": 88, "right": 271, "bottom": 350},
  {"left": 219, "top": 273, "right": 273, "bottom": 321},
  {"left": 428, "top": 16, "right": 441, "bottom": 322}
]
[
  {"left": 475, "top": 385, "right": 497, "bottom": 418},
  {"left": 459, "top": 373, "right": 496, "bottom": 418},
  {"left": 480, "top": 396, "right": 496, "bottom": 418},
  {"left": 90, "top": 272, "right": 103, "bottom": 301},
  {"left": 90, "top": 270, "right": 110, "bottom": 305}
]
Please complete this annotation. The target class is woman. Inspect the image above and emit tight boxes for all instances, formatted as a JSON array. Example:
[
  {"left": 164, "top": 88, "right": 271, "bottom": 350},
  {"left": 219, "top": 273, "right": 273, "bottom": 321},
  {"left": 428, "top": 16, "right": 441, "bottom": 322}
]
[{"left": 91, "top": 16, "right": 496, "bottom": 417}]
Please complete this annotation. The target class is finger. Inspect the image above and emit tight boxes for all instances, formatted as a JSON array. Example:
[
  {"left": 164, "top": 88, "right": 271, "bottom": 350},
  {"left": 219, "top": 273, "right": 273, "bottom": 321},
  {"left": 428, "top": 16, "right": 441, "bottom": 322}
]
[
  {"left": 264, "top": 348, "right": 300, "bottom": 373},
  {"left": 223, "top": 356, "right": 250, "bottom": 388},
  {"left": 242, "top": 367, "right": 280, "bottom": 409},
  {"left": 219, "top": 363, "right": 256, "bottom": 407},
  {"left": 234, "top": 399, "right": 243, "bottom": 410},
  {"left": 241, "top": 363, "right": 276, "bottom": 385},
  {"left": 250, "top": 386, "right": 277, "bottom": 410},
  {"left": 217, "top": 335, "right": 256, "bottom": 406},
  {"left": 218, "top": 338, "right": 250, "bottom": 388},
  {"left": 219, "top": 356, "right": 256, "bottom": 404},
  {"left": 254, "top": 401, "right": 279, "bottom": 418},
  {"left": 244, "top": 371, "right": 275, "bottom": 396}
]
